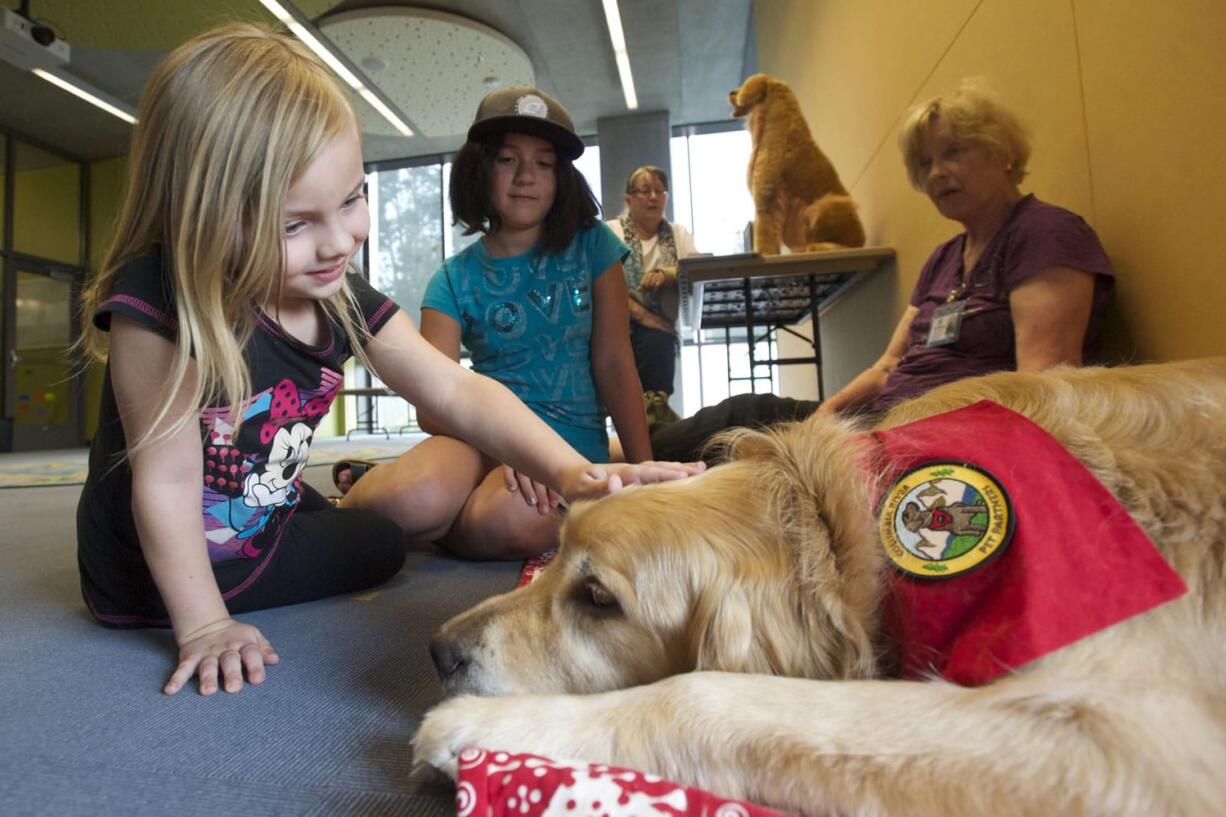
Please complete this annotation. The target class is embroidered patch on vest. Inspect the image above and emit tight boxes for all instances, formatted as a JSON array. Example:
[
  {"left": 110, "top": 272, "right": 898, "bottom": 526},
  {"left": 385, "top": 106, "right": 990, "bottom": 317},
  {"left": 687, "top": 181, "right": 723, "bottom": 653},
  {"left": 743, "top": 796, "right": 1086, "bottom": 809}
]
[{"left": 879, "top": 461, "right": 1013, "bottom": 579}]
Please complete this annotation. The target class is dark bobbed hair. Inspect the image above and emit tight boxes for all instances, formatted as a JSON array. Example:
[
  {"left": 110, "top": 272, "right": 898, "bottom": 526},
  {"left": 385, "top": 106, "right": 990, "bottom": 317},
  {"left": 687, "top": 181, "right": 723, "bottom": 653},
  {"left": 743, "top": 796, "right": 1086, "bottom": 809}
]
[{"left": 449, "top": 131, "right": 600, "bottom": 256}]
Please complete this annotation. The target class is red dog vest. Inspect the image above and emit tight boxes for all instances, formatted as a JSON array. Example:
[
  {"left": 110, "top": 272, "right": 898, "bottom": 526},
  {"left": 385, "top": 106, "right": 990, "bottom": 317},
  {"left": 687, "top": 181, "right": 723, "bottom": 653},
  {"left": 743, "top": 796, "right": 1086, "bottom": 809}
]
[{"left": 869, "top": 400, "right": 1186, "bottom": 686}]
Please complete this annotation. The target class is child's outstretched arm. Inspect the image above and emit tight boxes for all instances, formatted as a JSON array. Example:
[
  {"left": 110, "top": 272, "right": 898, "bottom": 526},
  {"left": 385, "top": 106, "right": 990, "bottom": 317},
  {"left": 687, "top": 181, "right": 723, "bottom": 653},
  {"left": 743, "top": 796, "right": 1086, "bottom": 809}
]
[
  {"left": 367, "top": 312, "right": 701, "bottom": 503},
  {"left": 589, "top": 261, "right": 653, "bottom": 463},
  {"left": 412, "top": 308, "right": 464, "bottom": 439},
  {"left": 109, "top": 316, "right": 278, "bottom": 696}
]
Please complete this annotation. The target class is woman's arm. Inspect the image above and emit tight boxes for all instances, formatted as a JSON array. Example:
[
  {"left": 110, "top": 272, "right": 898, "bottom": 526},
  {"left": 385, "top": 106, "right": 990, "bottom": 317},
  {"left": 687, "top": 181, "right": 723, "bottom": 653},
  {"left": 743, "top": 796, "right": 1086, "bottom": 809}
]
[
  {"left": 1010, "top": 266, "right": 1096, "bottom": 370},
  {"left": 415, "top": 308, "right": 463, "bottom": 436},
  {"left": 109, "top": 316, "right": 276, "bottom": 695},
  {"left": 366, "top": 311, "right": 695, "bottom": 500},
  {"left": 818, "top": 306, "right": 919, "bottom": 416},
  {"left": 591, "top": 261, "right": 653, "bottom": 463},
  {"left": 641, "top": 225, "right": 699, "bottom": 291}
]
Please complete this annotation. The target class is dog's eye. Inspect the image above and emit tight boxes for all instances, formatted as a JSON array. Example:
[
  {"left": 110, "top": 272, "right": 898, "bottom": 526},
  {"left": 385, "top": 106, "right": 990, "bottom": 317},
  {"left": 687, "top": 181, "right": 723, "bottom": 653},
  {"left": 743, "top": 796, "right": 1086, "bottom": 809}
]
[
  {"left": 575, "top": 578, "right": 622, "bottom": 615},
  {"left": 588, "top": 582, "right": 615, "bottom": 607}
]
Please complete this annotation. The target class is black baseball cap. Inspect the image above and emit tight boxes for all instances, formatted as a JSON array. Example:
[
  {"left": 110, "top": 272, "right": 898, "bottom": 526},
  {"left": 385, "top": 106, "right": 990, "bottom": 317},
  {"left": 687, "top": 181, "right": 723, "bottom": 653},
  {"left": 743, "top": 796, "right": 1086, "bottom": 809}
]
[{"left": 467, "top": 86, "right": 585, "bottom": 160}]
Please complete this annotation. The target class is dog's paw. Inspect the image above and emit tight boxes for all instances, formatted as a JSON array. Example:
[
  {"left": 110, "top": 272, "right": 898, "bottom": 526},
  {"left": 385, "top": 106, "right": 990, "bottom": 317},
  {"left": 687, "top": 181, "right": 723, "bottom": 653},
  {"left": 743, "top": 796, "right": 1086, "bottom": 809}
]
[
  {"left": 414, "top": 697, "right": 483, "bottom": 778},
  {"left": 414, "top": 696, "right": 550, "bottom": 777},
  {"left": 414, "top": 692, "right": 626, "bottom": 779}
]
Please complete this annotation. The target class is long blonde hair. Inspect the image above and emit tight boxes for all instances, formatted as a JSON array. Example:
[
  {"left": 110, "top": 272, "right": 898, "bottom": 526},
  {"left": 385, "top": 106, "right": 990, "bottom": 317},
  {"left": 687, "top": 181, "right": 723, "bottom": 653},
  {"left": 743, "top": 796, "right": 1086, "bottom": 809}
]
[{"left": 78, "top": 23, "right": 376, "bottom": 452}]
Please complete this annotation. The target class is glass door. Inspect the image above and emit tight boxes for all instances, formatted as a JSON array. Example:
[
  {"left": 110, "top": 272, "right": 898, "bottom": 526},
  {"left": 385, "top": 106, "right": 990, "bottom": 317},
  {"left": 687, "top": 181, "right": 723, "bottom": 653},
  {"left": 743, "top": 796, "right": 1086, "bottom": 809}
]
[{"left": 6, "top": 261, "right": 81, "bottom": 451}]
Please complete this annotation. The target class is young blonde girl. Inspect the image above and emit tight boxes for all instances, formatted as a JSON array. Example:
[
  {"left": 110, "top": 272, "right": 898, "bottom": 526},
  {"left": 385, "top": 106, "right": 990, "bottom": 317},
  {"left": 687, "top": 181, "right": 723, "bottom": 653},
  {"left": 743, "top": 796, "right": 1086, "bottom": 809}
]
[
  {"left": 339, "top": 87, "right": 654, "bottom": 560},
  {"left": 76, "top": 25, "right": 698, "bottom": 698}
]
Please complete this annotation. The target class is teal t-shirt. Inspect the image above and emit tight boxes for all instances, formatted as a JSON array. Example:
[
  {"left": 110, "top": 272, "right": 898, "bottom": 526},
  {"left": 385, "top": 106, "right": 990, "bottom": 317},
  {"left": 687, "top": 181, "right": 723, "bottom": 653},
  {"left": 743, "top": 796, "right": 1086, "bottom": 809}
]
[{"left": 421, "top": 222, "right": 629, "bottom": 462}]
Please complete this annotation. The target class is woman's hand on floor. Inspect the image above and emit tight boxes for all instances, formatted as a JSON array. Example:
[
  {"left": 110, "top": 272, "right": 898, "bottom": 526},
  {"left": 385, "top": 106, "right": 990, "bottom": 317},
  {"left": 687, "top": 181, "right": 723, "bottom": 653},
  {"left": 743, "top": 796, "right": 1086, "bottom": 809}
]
[
  {"left": 560, "top": 460, "right": 706, "bottom": 503},
  {"left": 165, "top": 617, "right": 279, "bottom": 696}
]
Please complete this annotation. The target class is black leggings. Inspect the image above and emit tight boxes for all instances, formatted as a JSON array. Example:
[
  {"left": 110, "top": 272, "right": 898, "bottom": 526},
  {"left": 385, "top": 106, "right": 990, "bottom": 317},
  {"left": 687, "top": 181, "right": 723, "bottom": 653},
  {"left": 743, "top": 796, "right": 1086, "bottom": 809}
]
[
  {"left": 83, "top": 483, "right": 406, "bottom": 627},
  {"left": 222, "top": 483, "right": 405, "bottom": 615},
  {"left": 630, "top": 321, "right": 678, "bottom": 393}
]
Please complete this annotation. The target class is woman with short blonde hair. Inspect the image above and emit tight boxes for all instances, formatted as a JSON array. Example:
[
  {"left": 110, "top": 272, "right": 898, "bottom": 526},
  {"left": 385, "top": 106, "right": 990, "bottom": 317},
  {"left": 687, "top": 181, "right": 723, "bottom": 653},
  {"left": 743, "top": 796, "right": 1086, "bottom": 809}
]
[
  {"left": 819, "top": 78, "right": 1112, "bottom": 416},
  {"left": 642, "top": 79, "right": 1117, "bottom": 464}
]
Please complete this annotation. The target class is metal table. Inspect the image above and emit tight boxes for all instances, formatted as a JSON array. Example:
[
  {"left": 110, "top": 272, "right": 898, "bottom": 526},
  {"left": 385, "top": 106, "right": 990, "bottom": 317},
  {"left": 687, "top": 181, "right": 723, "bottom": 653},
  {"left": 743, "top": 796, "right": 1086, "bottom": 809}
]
[
  {"left": 337, "top": 386, "right": 393, "bottom": 440},
  {"left": 678, "top": 247, "right": 895, "bottom": 399}
]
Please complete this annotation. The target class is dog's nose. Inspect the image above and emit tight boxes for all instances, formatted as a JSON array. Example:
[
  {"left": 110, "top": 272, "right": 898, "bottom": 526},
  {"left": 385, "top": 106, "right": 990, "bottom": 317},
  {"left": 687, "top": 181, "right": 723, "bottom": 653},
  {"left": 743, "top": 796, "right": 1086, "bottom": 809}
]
[{"left": 429, "top": 637, "right": 465, "bottom": 679}]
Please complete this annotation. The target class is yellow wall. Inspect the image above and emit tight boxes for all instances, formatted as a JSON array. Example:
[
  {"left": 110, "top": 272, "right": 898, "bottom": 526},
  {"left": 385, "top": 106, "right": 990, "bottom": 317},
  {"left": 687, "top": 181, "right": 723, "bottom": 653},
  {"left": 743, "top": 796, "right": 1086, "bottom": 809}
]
[
  {"left": 81, "top": 157, "right": 127, "bottom": 441},
  {"left": 14, "top": 162, "right": 81, "bottom": 265},
  {"left": 757, "top": 0, "right": 1226, "bottom": 397}
]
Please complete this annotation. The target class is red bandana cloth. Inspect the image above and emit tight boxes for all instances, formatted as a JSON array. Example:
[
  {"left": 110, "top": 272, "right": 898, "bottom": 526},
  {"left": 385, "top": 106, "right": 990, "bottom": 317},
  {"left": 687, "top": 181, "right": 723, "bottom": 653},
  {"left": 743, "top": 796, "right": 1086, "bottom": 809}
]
[
  {"left": 870, "top": 400, "right": 1187, "bottom": 686},
  {"left": 454, "top": 749, "right": 791, "bottom": 817}
]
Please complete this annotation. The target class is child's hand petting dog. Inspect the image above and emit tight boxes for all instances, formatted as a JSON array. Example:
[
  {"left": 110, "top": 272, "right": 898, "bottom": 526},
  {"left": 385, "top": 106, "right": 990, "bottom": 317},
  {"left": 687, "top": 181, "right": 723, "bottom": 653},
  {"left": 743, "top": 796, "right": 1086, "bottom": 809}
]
[{"left": 560, "top": 460, "right": 706, "bottom": 503}]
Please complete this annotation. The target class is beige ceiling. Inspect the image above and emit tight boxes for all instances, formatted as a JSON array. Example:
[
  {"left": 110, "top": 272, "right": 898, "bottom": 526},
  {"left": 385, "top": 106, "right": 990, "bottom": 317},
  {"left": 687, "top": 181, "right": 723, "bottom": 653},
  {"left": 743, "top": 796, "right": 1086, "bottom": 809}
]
[{"left": 319, "top": 7, "right": 534, "bottom": 138}]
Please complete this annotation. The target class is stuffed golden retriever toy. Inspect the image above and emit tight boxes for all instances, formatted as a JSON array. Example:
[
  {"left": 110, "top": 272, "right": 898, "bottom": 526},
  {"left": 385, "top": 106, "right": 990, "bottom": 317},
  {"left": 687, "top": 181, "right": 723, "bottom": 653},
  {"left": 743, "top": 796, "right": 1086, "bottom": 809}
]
[{"left": 730, "top": 73, "right": 865, "bottom": 254}]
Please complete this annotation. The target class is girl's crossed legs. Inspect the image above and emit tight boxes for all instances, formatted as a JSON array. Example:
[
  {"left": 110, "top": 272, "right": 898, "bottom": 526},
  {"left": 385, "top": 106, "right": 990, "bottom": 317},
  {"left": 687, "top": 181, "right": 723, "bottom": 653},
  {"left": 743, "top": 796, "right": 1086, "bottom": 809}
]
[{"left": 338, "top": 435, "right": 560, "bottom": 560}]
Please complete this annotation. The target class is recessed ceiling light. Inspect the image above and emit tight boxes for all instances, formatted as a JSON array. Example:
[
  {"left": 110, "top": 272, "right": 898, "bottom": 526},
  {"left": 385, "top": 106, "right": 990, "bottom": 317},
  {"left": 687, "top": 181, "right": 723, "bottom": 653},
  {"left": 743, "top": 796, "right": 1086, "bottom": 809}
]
[
  {"left": 601, "top": 0, "right": 638, "bottom": 110},
  {"left": 257, "top": 0, "right": 414, "bottom": 136}
]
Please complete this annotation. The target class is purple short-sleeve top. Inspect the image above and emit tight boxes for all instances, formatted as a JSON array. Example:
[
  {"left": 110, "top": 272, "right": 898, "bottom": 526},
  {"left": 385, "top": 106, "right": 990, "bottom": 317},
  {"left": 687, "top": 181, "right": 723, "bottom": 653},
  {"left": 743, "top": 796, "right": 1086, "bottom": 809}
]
[{"left": 872, "top": 195, "right": 1113, "bottom": 412}]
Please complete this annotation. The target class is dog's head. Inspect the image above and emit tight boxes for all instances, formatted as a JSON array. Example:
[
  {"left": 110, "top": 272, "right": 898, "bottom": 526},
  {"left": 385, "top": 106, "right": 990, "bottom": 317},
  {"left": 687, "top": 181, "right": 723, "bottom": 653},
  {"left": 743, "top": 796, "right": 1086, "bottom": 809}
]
[
  {"left": 729, "top": 72, "right": 792, "bottom": 117},
  {"left": 429, "top": 416, "right": 885, "bottom": 698}
]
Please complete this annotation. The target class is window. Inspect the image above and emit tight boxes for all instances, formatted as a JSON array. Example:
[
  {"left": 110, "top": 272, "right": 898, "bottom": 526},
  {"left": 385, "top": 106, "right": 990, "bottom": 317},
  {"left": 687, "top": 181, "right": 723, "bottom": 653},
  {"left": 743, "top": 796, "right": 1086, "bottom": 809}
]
[
  {"left": 671, "top": 129, "right": 754, "bottom": 256},
  {"left": 668, "top": 127, "right": 769, "bottom": 413},
  {"left": 368, "top": 163, "right": 443, "bottom": 320}
]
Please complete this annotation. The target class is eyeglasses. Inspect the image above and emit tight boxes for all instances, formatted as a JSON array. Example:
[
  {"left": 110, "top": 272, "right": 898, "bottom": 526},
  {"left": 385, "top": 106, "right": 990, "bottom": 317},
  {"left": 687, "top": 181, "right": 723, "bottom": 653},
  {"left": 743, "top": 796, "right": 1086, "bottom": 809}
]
[{"left": 630, "top": 187, "right": 668, "bottom": 197}]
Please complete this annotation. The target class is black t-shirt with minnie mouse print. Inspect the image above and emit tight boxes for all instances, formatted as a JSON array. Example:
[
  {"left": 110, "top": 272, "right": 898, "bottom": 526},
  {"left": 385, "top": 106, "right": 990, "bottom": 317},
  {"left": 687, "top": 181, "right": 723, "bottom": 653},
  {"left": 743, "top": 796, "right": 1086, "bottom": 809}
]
[{"left": 76, "top": 248, "right": 399, "bottom": 626}]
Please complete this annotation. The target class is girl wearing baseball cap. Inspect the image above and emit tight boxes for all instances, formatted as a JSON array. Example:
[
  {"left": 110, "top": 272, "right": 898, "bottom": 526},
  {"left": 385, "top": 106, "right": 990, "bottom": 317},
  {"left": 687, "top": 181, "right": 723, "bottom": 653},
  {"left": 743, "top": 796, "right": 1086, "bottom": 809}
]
[{"left": 341, "top": 87, "right": 660, "bottom": 559}]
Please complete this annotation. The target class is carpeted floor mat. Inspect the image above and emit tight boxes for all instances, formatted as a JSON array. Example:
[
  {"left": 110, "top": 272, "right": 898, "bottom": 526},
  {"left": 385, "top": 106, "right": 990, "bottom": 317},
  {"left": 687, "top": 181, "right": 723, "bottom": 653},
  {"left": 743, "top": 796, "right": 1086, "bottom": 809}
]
[{"left": 0, "top": 466, "right": 521, "bottom": 816}]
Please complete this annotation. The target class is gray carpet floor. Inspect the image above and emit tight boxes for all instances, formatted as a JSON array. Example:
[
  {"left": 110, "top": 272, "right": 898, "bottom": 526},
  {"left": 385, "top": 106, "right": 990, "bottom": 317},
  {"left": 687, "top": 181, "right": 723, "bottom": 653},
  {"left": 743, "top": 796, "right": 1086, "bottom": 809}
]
[{"left": 0, "top": 459, "right": 520, "bottom": 816}]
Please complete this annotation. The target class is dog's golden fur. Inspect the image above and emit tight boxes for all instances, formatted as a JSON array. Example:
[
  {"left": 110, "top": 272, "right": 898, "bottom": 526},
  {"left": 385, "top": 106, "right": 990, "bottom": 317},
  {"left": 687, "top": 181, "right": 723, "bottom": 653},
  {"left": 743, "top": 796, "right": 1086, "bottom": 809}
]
[
  {"left": 416, "top": 359, "right": 1226, "bottom": 816},
  {"left": 730, "top": 73, "right": 866, "bottom": 254}
]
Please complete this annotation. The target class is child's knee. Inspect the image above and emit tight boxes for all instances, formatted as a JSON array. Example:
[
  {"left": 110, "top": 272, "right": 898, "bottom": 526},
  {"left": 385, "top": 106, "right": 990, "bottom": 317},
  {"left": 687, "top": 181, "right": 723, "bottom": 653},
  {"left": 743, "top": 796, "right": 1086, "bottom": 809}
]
[
  {"left": 450, "top": 492, "right": 559, "bottom": 560},
  {"left": 497, "top": 512, "right": 559, "bottom": 558},
  {"left": 343, "top": 462, "right": 460, "bottom": 534}
]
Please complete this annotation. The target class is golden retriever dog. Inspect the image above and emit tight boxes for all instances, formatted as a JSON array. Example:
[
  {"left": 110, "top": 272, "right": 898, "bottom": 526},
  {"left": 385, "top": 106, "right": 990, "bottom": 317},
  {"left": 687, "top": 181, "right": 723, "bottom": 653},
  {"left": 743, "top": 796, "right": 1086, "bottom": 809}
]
[
  {"left": 415, "top": 359, "right": 1226, "bottom": 816},
  {"left": 730, "top": 72, "right": 865, "bottom": 255}
]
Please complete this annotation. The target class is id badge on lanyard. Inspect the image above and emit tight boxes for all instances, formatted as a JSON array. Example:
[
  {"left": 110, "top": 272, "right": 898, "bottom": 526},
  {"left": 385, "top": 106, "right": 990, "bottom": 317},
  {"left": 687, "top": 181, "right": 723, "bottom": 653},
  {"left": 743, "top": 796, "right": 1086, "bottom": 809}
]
[{"left": 927, "top": 299, "right": 966, "bottom": 347}]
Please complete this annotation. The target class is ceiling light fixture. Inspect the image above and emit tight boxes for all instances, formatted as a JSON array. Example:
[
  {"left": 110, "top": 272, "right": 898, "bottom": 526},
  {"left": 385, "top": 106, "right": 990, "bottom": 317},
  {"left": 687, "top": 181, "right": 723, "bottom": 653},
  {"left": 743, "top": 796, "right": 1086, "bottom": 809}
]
[
  {"left": 257, "top": 0, "right": 414, "bottom": 137},
  {"left": 601, "top": 0, "right": 638, "bottom": 110},
  {"left": 3, "top": 6, "right": 137, "bottom": 124},
  {"left": 32, "top": 67, "right": 138, "bottom": 124}
]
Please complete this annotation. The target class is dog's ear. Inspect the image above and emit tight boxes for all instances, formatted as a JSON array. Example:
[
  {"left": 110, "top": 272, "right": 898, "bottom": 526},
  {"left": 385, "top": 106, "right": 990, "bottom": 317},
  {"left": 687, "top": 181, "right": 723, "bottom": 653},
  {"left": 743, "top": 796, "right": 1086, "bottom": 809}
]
[
  {"left": 691, "top": 570, "right": 853, "bottom": 677},
  {"left": 712, "top": 418, "right": 883, "bottom": 679},
  {"left": 732, "top": 73, "right": 769, "bottom": 110},
  {"left": 690, "top": 582, "right": 756, "bottom": 672}
]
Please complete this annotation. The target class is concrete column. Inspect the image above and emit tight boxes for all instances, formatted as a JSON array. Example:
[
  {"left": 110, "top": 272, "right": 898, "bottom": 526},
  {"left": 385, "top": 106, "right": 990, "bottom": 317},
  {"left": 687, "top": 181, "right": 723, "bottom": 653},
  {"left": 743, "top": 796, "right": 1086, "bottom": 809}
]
[{"left": 596, "top": 110, "right": 671, "bottom": 220}]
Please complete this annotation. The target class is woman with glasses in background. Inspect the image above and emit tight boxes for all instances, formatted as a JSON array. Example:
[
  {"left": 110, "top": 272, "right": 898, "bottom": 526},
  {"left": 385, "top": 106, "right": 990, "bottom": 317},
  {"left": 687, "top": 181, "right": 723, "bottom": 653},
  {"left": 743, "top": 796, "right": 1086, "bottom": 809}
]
[{"left": 606, "top": 165, "right": 701, "bottom": 426}]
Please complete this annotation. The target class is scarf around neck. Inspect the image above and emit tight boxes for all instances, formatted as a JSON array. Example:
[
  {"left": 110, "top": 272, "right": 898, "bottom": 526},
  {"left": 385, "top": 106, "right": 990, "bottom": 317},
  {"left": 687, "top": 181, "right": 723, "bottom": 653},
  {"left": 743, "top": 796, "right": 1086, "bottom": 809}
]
[{"left": 620, "top": 212, "right": 677, "bottom": 318}]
